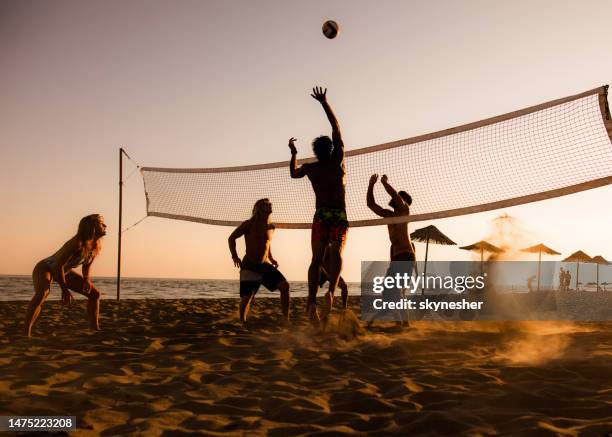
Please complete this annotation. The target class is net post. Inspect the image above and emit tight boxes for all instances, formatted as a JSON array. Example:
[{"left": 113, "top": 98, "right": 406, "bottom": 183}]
[
  {"left": 599, "top": 85, "right": 612, "bottom": 140},
  {"left": 603, "top": 85, "right": 610, "bottom": 119},
  {"left": 117, "top": 147, "right": 124, "bottom": 301}
]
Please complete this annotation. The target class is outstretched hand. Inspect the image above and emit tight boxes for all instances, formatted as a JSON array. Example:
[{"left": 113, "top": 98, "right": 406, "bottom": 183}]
[
  {"left": 381, "top": 174, "right": 389, "bottom": 184},
  {"left": 369, "top": 174, "right": 379, "bottom": 185},
  {"left": 310, "top": 86, "right": 327, "bottom": 103},
  {"left": 288, "top": 137, "right": 297, "bottom": 155}
]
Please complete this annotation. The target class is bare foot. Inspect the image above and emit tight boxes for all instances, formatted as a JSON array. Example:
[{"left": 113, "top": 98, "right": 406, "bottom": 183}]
[
  {"left": 321, "top": 292, "right": 334, "bottom": 320},
  {"left": 306, "top": 303, "right": 320, "bottom": 327}
]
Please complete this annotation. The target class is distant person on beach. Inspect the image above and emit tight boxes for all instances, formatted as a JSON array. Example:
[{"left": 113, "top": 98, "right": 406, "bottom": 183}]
[
  {"left": 25, "top": 214, "right": 106, "bottom": 337},
  {"left": 559, "top": 268, "right": 566, "bottom": 291},
  {"left": 565, "top": 270, "right": 572, "bottom": 291},
  {"left": 367, "top": 174, "right": 414, "bottom": 327},
  {"left": 228, "top": 198, "right": 290, "bottom": 325},
  {"left": 527, "top": 275, "right": 535, "bottom": 292},
  {"left": 319, "top": 246, "right": 350, "bottom": 310},
  {"left": 289, "top": 86, "right": 347, "bottom": 321}
]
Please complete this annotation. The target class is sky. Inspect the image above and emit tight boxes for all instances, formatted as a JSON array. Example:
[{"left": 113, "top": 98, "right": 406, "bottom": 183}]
[{"left": 1, "top": 0, "right": 612, "bottom": 283}]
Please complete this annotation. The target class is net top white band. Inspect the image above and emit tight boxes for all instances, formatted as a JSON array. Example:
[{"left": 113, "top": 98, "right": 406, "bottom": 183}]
[{"left": 141, "top": 86, "right": 612, "bottom": 229}]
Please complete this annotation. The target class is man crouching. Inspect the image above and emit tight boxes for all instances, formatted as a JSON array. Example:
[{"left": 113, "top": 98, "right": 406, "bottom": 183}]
[{"left": 228, "top": 198, "right": 290, "bottom": 325}]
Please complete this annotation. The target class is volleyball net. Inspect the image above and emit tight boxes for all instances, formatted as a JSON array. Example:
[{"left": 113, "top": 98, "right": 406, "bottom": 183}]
[{"left": 140, "top": 86, "right": 612, "bottom": 229}]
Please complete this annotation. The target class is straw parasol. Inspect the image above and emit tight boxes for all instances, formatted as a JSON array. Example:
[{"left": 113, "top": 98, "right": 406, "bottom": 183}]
[
  {"left": 459, "top": 240, "right": 504, "bottom": 274},
  {"left": 410, "top": 225, "right": 456, "bottom": 293},
  {"left": 562, "top": 250, "right": 592, "bottom": 291},
  {"left": 591, "top": 255, "right": 610, "bottom": 291},
  {"left": 520, "top": 243, "right": 561, "bottom": 291}
]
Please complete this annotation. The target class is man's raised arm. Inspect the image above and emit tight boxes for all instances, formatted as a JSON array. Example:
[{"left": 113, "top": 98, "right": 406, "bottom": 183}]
[
  {"left": 367, "top": 174, "right": 393, "bottom": 218},
  {"left": 311, "top": 86, "right": 344, "bottom": 164},
  {"left": 288, "top": 137, "right": 307, "bottom": 179},
  {"left": 381, "top": 175, "right": 407, "bottom": 209}
]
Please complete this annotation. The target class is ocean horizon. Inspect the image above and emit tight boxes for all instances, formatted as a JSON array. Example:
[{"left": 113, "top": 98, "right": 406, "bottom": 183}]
[{"left": 0, "top": 275, "right": 362, "bottom": 301}]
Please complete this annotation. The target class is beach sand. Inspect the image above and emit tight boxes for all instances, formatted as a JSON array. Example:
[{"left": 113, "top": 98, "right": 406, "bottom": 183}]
[{"left": 1, "top": 297, "right": 611, "bottom": 436}]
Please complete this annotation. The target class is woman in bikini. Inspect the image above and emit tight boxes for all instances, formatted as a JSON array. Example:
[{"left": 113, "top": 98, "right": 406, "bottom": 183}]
[{"left": 25, "top": 214, "right": 107, "bottom": 337}]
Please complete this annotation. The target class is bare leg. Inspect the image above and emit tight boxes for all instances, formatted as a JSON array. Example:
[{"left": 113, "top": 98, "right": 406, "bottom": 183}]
[
  {"left": 87, "top": 288, "right": 101, "bottom": 330},
  {"left": 278, "top": 281, "right": 290, "bottom": 323},
  {"left": 338, "top": 276, "right": 349, "bottom": 309},
  {"left": 65, "top": 272, "right": 100, "bottom": 330},
  {"left": 399, "top": 289, "right": 409, "bottom": 327},
  {"left": 240, "top": 294, "right": 254, "bottom": 324},
  {"left": 25, "top": 264, "right": 52, "bottom": 337},
  {"left": 307, "top": 241, "right": 327, "bottom": 321},
  {"left": 324, "top": 240, "right": 344, "bottom": 317}
]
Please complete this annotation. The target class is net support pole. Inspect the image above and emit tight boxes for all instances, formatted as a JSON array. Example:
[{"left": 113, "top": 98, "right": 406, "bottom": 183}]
[
  {"left": 117, "top": 147, "right": 125, "bottom": 301},
  {"left": 537, "top": 251, "right": 542, "bottom": 292},
  {"left": 422, "top": 236, "right": 430, "bottom": 295}
]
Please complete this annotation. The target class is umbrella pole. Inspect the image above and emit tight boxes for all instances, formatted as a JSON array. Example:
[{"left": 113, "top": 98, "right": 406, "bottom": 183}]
[
  {"left": 480, "top": 248, "right": 484, "bottom": 275},
  {"left": 537, "top": 250, "right": 541, "bottom": 292},
  {"left": 597, "top": 264, "right": 599, "bottom": 292},
  {"left": 576, "top": 262, "right": 580, "bottom": 291},
  {"left": 422, "top": 236, "right": 430, "bottom": 294}
]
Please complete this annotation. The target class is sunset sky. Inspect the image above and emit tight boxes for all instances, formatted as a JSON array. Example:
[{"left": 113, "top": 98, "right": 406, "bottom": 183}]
[{"left": 1, "top": 0, "right": 611, "bottom": 283}]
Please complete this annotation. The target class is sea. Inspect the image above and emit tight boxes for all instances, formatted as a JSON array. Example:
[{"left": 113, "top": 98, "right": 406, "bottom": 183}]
[{"left": 0, "top": 275, "right": 362, "bottom": 301}]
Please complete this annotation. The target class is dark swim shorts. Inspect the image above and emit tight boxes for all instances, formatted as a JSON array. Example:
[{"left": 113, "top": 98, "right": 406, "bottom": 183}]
[
  {"left": 391, "top": 251, "right": 416, "bottom": 262},
  {"left": 239, "top": 262, "right": 287, "bottom": 297},
  {"left": 311, "top": 207, "right": 349, "bottom": 243},
  {"left": 383, "top": 251, "right": 416, "bottom": 300}
]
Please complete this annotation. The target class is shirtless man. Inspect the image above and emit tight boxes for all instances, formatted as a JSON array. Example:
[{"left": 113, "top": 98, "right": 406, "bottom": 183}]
[
  {"left": 228, "top": 198, "right": 290, "bottom": 324},
  {"left": 367, "top": 174, "right": 415, "bottom": 326},
  {"left": 289, "top": 86, "right": 347, "bottom": 320}
]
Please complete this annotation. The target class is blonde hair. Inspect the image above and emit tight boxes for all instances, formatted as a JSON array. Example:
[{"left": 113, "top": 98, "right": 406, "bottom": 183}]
[{"left": 76, "top": 214, "right": 104, "bottom": 258}]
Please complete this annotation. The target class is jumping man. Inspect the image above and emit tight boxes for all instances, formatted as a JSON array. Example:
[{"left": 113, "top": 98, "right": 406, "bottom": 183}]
[{"left": 289, "top": 86, "right": 347, "bottom": 321}]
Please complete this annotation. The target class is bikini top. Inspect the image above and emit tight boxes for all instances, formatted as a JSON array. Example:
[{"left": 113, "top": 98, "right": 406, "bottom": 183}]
[{"left": 44, "top": 249, "right": 95, "bottom": 273}]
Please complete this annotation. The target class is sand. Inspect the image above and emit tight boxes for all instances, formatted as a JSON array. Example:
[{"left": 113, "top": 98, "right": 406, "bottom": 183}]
[{"left": 1, "top": 297, "right": 611, "bottom": 436}]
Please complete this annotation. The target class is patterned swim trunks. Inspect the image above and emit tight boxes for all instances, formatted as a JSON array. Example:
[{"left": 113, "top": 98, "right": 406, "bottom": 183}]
[{"left": 311, "top": 207, "right": 349, "bottom": 243}]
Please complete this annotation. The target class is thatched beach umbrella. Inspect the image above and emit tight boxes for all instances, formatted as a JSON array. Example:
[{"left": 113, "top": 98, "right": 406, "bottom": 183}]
[
  {"left": 562, "top": 250, "right": 592, "bottom": 291},
  {"left": 520, "top": 243, "right": 561, "bottom": 291},
  {"left": 591, "top": 255, "right": 610, "bottom": 291},
  {"left": 459, "top": 240, "right": 504, "bottom": 274},
  {"left": 410, "top": 225, "right": 456, "bottom": 293}
]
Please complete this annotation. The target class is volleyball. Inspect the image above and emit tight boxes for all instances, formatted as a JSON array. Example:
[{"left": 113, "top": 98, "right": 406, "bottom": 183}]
[{"left": 322, "top": 20, "right": 339, "bottom": 39}]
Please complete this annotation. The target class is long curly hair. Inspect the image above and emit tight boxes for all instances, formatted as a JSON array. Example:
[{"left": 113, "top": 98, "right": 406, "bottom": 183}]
[{"left": 76, "top": 214, "right": 104, "bottom": 257}]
